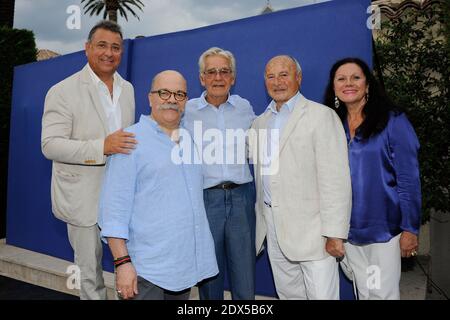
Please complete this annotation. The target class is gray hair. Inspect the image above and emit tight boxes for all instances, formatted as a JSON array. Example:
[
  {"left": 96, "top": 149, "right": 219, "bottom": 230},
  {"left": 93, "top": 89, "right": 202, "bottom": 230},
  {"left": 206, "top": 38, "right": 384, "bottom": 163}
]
[
  {"left": 264, "top": 55, "right": 302, "bottom": 78},
  {"left": 198, "top": 47, "right": 236, "bottom": 75},
  {"left": 87, "top": 20, "right": 123, "bottom": 42},
  {"left": 289, "top": 55, "right": 302, "bottom": 76}
]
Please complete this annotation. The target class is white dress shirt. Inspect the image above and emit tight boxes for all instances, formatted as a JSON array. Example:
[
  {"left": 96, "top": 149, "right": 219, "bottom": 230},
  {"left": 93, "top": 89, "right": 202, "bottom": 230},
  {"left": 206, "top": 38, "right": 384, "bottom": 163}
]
[
  {"left": 87, "top": 64, "right": 123, "bottom": 133},
  {"left": 262, "top": 92, "right": 300, "bottom": 205}
]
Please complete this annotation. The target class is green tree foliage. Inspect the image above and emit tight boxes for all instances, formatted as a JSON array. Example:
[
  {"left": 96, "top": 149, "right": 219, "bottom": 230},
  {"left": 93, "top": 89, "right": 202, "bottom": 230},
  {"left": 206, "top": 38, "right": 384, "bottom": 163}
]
[
  {"left": 0, "top": 27, "right": 37, "bottom": 236},
  {"left": 374, "top": 2, "right": 450, "bottom": 221},
  {"left": 81, "top": 0, "right": 145, "bottom": 23},
  {"left": 0, "top": 26, "right": 36, "bottom": 131},
  {"left": 0, "top": 27, "right": 37, "bottom": 146}
]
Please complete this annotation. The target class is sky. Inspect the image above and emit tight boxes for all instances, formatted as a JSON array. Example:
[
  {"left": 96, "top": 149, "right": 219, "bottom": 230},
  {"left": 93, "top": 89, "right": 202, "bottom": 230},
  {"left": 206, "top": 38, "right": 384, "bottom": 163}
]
[{"left": 14, "top": 0, "right": 330, "bottom": 55}]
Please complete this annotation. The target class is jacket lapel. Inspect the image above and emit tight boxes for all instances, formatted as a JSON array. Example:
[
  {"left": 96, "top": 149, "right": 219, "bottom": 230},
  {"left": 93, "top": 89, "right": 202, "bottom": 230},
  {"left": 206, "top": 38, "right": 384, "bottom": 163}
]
[
  {"left": 81, "top": 64, "right": 109, "bottom": 135},
  {"left": 257, "top": 109, "right": 272, "bottom": 170},
  {"left": 254, "top": 110, "right": 272, "bottom": 208},
  {"left": 258, "top": 109, "right": 272, "bottom": 132},
  {"left": 118, "top": 80, "right": 132, "bottom": 128},
  {"left": 113, "top": 72, "right": 131, "bottom": 128},
  {"left": 278, "top": 93, "right": 307, "bottom": 154},
  {"left": 120, "top": 94, "right": 129, "bottom": 127}
]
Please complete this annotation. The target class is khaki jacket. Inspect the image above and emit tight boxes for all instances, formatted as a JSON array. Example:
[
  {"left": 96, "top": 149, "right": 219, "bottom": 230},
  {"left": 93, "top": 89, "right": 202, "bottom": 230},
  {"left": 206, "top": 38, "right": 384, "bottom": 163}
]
[
  {"left": 41, "top": 64, "right": 135, "bottom": 226},
  {"left": 249, "top": 94, "right": 351, "bottom": 261}
]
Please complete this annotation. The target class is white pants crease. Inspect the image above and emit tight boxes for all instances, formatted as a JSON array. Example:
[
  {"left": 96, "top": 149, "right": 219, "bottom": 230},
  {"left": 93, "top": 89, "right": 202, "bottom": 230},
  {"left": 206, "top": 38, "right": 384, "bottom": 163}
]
[{"left": 263, "top": 205, "right": 339, "bottom": 300}]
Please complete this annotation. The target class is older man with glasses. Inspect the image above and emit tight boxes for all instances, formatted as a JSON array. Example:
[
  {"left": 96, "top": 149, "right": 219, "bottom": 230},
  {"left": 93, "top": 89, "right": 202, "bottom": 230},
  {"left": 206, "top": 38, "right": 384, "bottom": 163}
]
[
  {"left": 98, "top": 70, "right": 218, "bottom": 300},
  {"left": 182, "top": 47, "right": 256, "bottom": 300}
]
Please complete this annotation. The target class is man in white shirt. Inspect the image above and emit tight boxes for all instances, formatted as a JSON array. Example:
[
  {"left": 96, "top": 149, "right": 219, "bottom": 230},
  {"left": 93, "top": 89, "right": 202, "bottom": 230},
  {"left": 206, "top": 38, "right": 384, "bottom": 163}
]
[{"left": 41, "top": 20, "right": 136, "bottom": 299}]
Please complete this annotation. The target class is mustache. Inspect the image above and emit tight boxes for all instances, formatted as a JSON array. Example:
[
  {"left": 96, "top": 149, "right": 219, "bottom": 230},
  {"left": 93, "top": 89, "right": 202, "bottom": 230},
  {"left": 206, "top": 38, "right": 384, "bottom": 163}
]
[{"left": 158, "top": 103, "right": 180, "bottom": 111}]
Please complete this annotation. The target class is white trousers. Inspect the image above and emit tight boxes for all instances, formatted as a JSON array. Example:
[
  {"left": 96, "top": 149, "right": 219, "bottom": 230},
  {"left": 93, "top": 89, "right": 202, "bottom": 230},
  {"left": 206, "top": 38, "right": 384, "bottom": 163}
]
[
  {"left": 67, "top": 223, "right": 107, "bottom": 300},
  {"left": 344, "top": 233, "right": 401, "bottom": 300},
  {"left": 264, "top": 205, "right": 340, "bottom": 300}
]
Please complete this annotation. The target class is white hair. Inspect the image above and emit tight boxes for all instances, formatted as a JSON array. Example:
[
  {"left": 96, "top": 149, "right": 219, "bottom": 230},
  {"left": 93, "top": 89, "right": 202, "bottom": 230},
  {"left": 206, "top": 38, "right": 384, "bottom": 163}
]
[{"left": 198, "top": 47, "right": 236, "bottom": 75}]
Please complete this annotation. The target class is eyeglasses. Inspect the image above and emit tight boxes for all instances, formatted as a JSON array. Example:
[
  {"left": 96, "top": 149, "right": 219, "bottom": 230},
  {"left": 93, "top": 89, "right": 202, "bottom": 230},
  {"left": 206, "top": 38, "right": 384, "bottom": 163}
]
[
  {"left": 150, "top": 89, "right": 187, "bottom": 101},
  {"left": 203, "top": 68, "right": 233, "bottom": 79}
]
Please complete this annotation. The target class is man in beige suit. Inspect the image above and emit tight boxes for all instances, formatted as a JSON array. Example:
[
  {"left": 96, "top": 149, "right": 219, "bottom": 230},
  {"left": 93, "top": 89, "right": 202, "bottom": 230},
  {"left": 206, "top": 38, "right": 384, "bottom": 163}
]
[
  {"left": 41, "top": 20, "right": 136, "bottom": 299},
  {"left": 249, "top": 55, "right": 351, "bottom": 299}
]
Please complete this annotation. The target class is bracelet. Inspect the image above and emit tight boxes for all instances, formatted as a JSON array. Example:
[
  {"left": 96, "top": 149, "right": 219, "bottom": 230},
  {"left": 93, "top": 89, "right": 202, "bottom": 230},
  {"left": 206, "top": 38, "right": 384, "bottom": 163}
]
[
  {"left": 114, "top": 255, "right": 130, "bottom": 263},
  {"left": 114, "top": 255, "right": 131, "bottom": 269},
  {"left": 114, "top": 259, "right": 131, "bottom": 269}
]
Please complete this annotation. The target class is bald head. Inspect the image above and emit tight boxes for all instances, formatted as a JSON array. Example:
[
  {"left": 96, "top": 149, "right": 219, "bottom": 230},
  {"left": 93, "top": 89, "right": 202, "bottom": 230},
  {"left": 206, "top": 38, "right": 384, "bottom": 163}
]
[
  {"left": 265, "top": 55, "right": 302, "bottom": 77},
  {"left": 264, "top": 55, "right": 302, "bottom": 110},
  {"left": 151, "top": 70, "right": 187, "bottom": 92}
]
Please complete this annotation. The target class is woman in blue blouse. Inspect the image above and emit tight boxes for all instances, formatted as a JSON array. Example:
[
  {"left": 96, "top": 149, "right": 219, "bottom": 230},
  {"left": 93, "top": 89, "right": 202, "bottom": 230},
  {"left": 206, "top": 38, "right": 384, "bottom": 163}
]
[{"left": 323, "top": 58, "right": 421, "bottom": 300}]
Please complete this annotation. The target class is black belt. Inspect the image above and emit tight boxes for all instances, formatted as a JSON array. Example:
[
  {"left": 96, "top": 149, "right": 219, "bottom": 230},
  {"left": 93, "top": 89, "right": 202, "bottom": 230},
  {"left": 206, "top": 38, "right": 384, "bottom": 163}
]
[{"left": 207, "top": 182, "right": 240, "bottom": 190}]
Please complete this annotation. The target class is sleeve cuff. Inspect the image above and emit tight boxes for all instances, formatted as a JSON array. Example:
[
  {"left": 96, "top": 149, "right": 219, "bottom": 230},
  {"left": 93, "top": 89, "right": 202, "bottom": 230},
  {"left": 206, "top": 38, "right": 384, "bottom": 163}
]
[
  {"left": 93, "top": 138, "right": 107, "bottom": 164},
  {"left": 100, "top": 223, "right": 129, "bottom": 243},
  {"left": 322, "top": 224, "right": 350, "bottom": 240}
]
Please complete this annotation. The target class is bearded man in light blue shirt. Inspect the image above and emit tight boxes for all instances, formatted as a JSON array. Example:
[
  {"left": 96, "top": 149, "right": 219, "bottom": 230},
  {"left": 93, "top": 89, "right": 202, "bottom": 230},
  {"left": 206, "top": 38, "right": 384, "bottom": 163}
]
[
  {"left": 99, "top": 70, "right": 218, "bottom": 300},
  {"left": 182, "top": 47, "right": 256, "bottom": 300}
]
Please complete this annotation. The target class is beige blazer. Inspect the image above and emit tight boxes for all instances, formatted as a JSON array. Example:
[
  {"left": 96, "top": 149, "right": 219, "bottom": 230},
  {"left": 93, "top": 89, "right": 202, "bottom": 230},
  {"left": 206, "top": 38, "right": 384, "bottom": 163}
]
[
  {"left": 41, "top": 64, "right": 135, "bottom": 227},
  {"left": 249, "top": 93, "right": 351, "bottom": 262}
]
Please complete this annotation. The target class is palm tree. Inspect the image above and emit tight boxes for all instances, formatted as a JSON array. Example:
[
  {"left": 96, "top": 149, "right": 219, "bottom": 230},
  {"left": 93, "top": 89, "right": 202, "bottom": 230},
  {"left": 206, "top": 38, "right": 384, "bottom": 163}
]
[{"left": 81, "top": 0, "right": 145, "bottom": 23}]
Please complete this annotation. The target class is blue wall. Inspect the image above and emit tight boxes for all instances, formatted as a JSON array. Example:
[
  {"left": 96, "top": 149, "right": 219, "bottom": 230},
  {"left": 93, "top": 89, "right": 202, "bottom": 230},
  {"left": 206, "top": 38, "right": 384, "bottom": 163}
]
[{"left": 7, "top": 0, "right": 371, "bottom": 298}]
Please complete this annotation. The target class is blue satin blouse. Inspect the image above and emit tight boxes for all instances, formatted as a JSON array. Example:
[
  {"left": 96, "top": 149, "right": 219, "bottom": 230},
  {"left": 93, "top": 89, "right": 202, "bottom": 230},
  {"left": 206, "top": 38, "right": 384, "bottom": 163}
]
[{"left": 345, "top": 112, "right": 421, "bottom": 245}]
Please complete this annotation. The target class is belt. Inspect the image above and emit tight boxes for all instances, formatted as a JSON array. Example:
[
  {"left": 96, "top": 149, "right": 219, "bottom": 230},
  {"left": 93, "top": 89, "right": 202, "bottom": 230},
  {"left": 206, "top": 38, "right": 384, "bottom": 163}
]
[{"left": 207, "top": 182, "right": 240, "bottom": 190}]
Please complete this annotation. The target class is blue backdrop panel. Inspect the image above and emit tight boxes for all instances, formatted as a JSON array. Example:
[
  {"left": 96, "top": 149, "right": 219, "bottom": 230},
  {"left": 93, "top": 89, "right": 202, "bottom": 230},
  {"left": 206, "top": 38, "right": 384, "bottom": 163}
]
[
  {"left": 7, "top": 0, "right": 371, "bottom": 299},
  {"left": 131, "top": 0, "right": 372, "bottom": 115}
]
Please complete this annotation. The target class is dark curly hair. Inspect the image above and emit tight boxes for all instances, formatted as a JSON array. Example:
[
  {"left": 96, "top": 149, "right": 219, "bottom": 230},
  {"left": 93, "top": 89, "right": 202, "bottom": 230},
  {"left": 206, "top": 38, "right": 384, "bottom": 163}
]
[{"left": 323, "top": 57, "right": 400, "bottom": 139}]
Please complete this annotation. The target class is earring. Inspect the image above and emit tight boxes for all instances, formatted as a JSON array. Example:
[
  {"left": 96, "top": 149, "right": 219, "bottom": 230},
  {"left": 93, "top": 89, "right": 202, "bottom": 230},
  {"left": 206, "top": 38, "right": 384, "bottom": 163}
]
[
  {"left": 334, "top": 96, "right": 340, "bottom": 109},
  {"left": 365, "top": 92, "right": 369, "bottom": 103}
]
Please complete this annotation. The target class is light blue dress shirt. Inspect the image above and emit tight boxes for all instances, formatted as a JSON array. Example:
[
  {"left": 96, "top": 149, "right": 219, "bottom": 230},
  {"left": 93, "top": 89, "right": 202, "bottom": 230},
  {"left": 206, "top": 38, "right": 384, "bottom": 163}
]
[
  {"left": 182, "top": 91, "right": 256, "bottom": 189},
  {"left": 262, "top": 92, "right": 301, "bottom": 205},
  {"left": 98, "top": 115, "right": 218, "bottom": 292}
]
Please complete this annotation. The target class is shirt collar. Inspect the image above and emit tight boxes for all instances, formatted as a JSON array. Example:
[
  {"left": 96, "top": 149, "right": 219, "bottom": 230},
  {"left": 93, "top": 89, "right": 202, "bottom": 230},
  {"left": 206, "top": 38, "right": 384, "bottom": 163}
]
[
  {"left": 142, "top": 114, "right": 183, "bottom": 139},
  {"left": 266, "top": 91, "right": 301, "bottom": 114},
  {"left": 140, "top": 114, "right": 160, "bottom": 133},
  {"left": 343, "top": 118, "right": 362, "bottom": 141},
  {"left": 197, "top": 91, "right": 235, "bottom": 110},
  {"left": 86, "top": 63, "right": 123, "bottom": 88}
]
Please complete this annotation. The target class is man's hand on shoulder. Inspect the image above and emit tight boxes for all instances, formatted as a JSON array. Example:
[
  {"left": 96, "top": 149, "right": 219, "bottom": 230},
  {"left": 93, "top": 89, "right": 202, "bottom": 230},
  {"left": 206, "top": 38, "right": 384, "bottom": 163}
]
[{"left": 104, "top": 129, "right": 137, "bottom": 155}]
